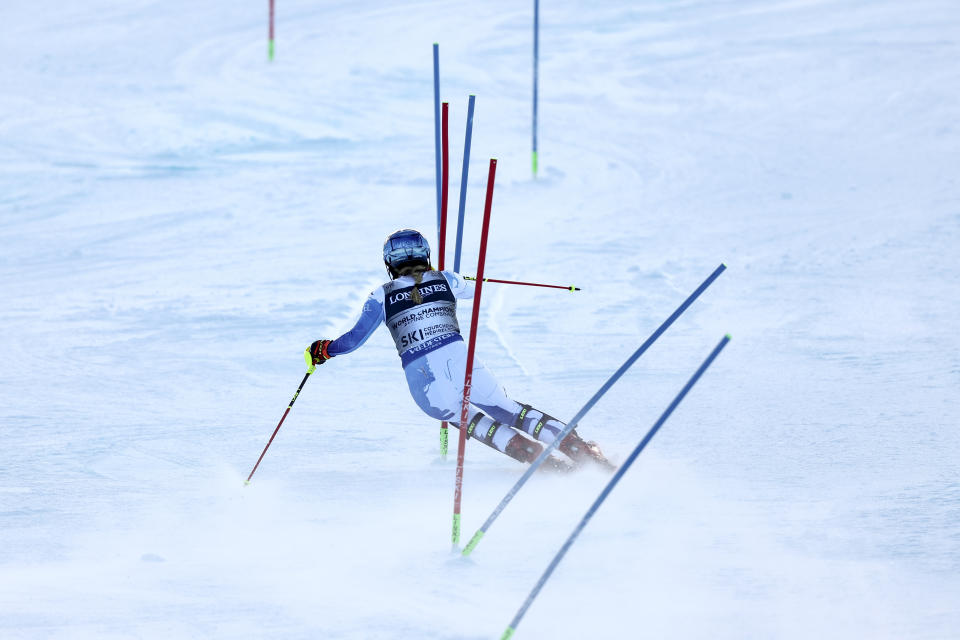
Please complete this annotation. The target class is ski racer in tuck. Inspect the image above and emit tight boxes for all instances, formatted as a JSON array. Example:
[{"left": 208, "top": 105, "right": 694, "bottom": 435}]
[{"left": 307, "top": 228, "right": 612, "bottom": 472}]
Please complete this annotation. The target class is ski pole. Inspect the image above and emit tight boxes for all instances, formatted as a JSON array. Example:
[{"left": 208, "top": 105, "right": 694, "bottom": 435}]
[
  {"left": 463, "top": 276, "right": 580, "bottom": 291},
  {"left": 452, "top": 158, "right": 497, "bottom": 550},
  {"left": 462, "top": 263, "right": 726, "bottom": 556},
  {"left": 500, "top": 335, "right": 731, "bottom": 640},
  {"left": 245, "top": 354, "right": 316, "bottom": 485}
]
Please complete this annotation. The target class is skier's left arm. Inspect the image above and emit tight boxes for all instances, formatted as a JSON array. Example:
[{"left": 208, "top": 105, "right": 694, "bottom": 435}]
[{"left": 307, "top": 291, "right": 385, "bottom": 365}]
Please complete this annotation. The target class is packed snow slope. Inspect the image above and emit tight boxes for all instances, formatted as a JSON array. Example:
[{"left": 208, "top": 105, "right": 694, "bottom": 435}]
[{"left": 2, "top": 0, "right": 958, "bottom": 638}]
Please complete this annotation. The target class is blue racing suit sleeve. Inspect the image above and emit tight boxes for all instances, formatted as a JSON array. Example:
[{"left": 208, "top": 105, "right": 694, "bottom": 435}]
[
  {"left": 327, "top": 292, "right": 385, "bottom": 357},
  {"left": 441, "top": 270, "right": 475, "bottom": 300}
]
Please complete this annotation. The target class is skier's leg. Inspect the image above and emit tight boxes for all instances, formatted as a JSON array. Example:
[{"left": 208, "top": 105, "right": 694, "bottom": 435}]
[
  {"left": 404, "top": 345, "right": 519, "bottom": 428},
  {"left": 460, "top": 408, "right": 573, "bottom": 472},
  {"left": 466, "top": 362, "right": 568, "bottom": 443},
  {"left": 404, "top": 347, "right": 579, "bottom": 470},
  {"left": 411, "top": 341, "right": 580, "bottom": 451},
  {"left": 404, "top": 354, "right": 456, "bottom": 422},
  {"left": 467, "top": 362, "right": 614, "bottom": 469},
  {"left": 456, "top": 408, "right": 514, "bottom": 452},
  {"left": 404, "top": 351, "right": 530, "bottom": 453}
]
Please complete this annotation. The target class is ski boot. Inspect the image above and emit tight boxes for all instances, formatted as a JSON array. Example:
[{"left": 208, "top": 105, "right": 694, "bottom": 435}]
[
  {"left": 504, "top": 433, "right": 575, "bottom": 473},
  {"left": 557, "top": 432, "right": 616, "bottom": 471}
]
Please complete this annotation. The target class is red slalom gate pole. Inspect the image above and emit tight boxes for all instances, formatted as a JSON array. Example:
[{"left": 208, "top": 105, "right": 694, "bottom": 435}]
[
  {"left": 268, "top": 0, "right": 275, "bottom": 61},
  {"left": 464, "top": 276, "right": 580, "bottom": 291},
  {"left": 438, "top": 102, "right": 451, "bottom": 458},
  {"left": 452, "top": 158, "right": 497, "bottom": 550},
  {"left": 440, "top": 102, "right": 450, "bottom": 266}
]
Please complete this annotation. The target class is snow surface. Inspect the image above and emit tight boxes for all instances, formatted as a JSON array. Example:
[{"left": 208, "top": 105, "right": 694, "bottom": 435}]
[{"left": 2, "top": 0, "right": 959, "bottom": 638}]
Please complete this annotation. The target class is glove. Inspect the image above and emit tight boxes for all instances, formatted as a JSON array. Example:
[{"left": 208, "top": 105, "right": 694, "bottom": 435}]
[{"left": 307, "top": 339, "right": 333, "bottom": 366}]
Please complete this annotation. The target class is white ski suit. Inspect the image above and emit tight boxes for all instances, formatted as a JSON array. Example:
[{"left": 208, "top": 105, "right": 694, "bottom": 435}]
[{"left": 325, "top": 270, "right": 567, "bottom": 454}]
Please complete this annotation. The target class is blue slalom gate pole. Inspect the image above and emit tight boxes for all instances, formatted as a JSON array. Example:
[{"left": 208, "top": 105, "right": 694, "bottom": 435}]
[
  {"left": 433, "top": 44, "right": 442, "bottom": 238},
  {"left": 462, "top": 263, "right": 726, "bottom": 556},
  {"left": 532, "top": 0, "right": 539, "bottom": 177},
  {"left": 500, "top": 335, "right": 731, "bottom": 639},
  {"left": 454, "top": 94, "right": 476, "bottom": 273}
]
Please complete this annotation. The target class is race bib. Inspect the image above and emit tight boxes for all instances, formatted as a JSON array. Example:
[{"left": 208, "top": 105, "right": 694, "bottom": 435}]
[{"left": 384, "top": 272, "right": 461, "bottom": 361}]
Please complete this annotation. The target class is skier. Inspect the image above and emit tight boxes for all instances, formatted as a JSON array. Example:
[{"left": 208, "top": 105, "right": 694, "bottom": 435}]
[{"left": 306, "top": 229, "right": 612, "bottom": 472}]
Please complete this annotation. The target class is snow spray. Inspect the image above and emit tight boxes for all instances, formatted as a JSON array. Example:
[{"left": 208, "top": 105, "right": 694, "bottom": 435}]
[
  {"left": 500, "top": 335, "right": 731, "bottom": 639},
  {"left": 462, "top": 263, "right": 727, "bottom": 556}
]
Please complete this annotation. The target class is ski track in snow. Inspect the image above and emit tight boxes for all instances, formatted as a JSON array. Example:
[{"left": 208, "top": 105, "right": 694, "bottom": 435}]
[
  {"left": 1, "top": 0, "right": 959, "bottom": 638},
  {"left": 484, "top": 279, "right": 534, "bottom": 378}
]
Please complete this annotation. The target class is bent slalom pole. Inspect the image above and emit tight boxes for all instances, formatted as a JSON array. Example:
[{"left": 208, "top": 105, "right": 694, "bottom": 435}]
[
  {"left": 462, "top": 263, "right": 726, "bottom": 556},
  {"left": 464, "top": 276, "right": 579, "bottom": 291},
  {"left": 245, "top": 353, "right": 316, "bottom": 485},
  {"left": 452, "top": 158, "right": 497, "bottom": 550},
  {"left": 500, "top": 335, "right": 731, "bottom": 640}
]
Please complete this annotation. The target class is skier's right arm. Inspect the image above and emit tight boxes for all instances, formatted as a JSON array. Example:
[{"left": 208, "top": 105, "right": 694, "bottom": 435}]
[
  {"left": 442, "top": 271, "right": 475, "bottom": 300},
  {"left": 307, "top": 291, "right": 385, "bottom": 365}
]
